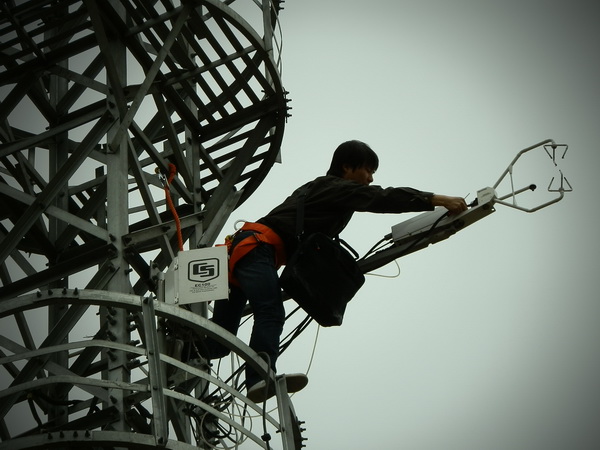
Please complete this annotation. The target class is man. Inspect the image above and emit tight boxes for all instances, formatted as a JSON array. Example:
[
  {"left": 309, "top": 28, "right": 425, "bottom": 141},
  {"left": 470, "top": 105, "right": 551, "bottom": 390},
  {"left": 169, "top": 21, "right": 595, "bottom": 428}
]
[{"left": 203, "top": 140, "right": 467, "bottom": 403}]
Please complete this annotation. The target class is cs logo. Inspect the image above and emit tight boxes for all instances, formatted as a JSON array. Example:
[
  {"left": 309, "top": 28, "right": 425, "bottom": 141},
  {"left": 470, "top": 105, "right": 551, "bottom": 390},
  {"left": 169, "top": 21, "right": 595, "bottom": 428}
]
[{"left": 188, "top": 259, "right": 220, "bottom": 283}]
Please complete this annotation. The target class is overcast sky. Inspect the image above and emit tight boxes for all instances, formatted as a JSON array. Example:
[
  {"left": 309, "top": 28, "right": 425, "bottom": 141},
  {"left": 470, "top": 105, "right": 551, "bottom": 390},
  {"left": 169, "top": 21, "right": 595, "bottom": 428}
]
[
  {"left": 3, "top": 1, "right": 598, "bottom": 448},
  {"left": 222, "top": 1, "right": 600, "bottom": 449}
]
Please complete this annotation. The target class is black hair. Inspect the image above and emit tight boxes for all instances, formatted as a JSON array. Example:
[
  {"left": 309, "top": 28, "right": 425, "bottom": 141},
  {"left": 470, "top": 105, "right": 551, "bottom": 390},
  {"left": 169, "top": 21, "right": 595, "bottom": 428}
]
[{"left": 326, "top": 140, "right": 379, "bottom": 177}]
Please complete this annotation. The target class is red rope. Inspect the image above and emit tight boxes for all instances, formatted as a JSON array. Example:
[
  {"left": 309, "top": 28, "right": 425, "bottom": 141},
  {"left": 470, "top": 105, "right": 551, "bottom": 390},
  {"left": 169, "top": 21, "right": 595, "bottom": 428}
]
[{"left": 164, "top": 163, "right": 184, "bottom": 252}]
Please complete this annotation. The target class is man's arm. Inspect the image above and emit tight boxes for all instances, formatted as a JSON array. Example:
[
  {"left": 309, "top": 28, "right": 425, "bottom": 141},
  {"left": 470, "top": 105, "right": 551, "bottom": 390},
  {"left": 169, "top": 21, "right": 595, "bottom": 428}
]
[{"left": 431, "top": 194, "right": 468, "bottom": 214}]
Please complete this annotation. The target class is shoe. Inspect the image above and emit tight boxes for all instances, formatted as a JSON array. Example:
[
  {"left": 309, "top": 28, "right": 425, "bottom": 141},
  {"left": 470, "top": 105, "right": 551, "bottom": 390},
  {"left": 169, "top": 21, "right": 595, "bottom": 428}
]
[
  {"left": 246, "top": 373, "right": 309, "bottom": 403},
  {"left": 284, "top": 373, "right": 309, "bottom": 394}
]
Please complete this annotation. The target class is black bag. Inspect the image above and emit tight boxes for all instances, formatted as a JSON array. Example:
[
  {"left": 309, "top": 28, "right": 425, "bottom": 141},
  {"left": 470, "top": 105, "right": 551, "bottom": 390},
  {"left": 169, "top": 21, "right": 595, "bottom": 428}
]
[
  {"left": 279, "top": 184, "right": 365, "bottom": 327},
  {"left": 280, "top": 232, "right": 365, "bottom": 326}
]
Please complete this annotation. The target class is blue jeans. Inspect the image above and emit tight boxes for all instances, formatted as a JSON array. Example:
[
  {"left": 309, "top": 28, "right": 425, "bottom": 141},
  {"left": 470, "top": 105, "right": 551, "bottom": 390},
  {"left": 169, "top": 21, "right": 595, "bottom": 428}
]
[{"left": 208, "top": 232, "right": 285, "bottom": 388}]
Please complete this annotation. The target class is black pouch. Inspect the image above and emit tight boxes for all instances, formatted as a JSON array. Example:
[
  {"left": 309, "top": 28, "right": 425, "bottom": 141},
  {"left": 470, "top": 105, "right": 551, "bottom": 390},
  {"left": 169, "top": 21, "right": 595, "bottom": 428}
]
[{"left": 280, "top": 231, "right": 365, "bottom": 327}]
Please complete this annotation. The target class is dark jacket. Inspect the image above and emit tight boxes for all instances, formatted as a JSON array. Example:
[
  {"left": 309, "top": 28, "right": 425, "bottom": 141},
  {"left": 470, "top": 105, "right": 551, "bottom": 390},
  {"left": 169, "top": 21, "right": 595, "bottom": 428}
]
[{"left": 257, "top": 175, "right": 434, "bottom": 256}]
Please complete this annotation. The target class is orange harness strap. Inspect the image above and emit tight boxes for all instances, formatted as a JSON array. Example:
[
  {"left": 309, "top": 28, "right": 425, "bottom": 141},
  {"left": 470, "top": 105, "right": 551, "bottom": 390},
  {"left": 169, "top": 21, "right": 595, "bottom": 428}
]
[{"left": 226, "top": 222, "right": 286, "bottom": 286}]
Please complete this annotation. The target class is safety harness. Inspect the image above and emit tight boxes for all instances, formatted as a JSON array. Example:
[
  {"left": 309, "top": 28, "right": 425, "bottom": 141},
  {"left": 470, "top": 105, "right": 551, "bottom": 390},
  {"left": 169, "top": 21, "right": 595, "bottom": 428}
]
[{"left": 224, "top": 222, "right": 286, "bottom": 286}]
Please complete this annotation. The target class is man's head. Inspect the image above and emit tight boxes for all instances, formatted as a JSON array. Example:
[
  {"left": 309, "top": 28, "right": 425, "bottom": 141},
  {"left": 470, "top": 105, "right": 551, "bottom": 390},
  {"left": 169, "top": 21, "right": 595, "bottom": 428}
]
[{"left": 326, "top": 140, "right": 379, "bottom": 185}]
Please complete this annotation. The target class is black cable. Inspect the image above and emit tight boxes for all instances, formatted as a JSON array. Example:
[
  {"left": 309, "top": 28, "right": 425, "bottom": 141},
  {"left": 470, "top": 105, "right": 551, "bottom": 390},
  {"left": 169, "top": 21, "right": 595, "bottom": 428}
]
[
  {"left": 27, "top": 394, "right": 43, "bottom": 429},
  {"left": 206, "top": 310, "right": 311, "bottom": 408},
  {"left": 397, "top": 210, "right": 450, "bottom": 257},
  {"left": 32, "top": 389, "right": 82, "bottom": 406},
  {"left": 278, "top": 307, "right": 312, "bottom": 348},
  {"left": 364, "top": 210, "right": 451, "bottom": 263},
  {"left": 360, "top": 235, "right": 392, "bottom": 261},
  {"left": 278, "top": 314, "right": 313, "bottom": 355}
]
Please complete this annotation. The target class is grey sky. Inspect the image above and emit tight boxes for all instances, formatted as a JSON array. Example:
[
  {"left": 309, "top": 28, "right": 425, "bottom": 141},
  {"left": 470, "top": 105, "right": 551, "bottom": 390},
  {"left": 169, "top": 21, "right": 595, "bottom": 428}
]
[{"left": 222, "top": 1, "right": 600, "bottom": 448}]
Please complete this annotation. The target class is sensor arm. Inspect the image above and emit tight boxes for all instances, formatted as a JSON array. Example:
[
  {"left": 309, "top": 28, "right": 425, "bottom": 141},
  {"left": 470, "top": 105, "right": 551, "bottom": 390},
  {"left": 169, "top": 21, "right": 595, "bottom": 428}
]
[
  {"left": 492, "top": 138, "right": 570, "bottom": 213},
  {"left": 358, "top": 187, "right": 497, "bottom": 273},
  {"left": 358, "top": 139, "right": 571, "bottom": 274}
]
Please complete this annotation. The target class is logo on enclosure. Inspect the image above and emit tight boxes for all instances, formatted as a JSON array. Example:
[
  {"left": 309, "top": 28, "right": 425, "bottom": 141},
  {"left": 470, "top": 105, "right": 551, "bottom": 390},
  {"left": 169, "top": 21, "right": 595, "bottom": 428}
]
[{"left": 188, "top": 258, "right": 220, "bottom": 283}]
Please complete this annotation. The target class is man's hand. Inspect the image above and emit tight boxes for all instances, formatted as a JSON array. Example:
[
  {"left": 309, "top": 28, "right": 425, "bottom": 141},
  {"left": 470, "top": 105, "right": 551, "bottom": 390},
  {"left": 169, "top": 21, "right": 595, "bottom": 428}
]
[{"left": 431, "top": 194, "right": 468, "bottom": 215}]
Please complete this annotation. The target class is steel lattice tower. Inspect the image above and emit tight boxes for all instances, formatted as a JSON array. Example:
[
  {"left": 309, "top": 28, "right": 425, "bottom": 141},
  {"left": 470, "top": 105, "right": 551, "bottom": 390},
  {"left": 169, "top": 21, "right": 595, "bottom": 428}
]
[{"left": 0, "top": 1, "right": 305, "bottom": 448}]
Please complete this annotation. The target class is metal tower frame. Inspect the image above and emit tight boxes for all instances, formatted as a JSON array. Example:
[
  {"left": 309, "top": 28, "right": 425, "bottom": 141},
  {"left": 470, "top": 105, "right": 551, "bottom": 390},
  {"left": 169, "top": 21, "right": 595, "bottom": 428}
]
[{"left": 0, "top": 0, "right": 304, "bottom": 448}]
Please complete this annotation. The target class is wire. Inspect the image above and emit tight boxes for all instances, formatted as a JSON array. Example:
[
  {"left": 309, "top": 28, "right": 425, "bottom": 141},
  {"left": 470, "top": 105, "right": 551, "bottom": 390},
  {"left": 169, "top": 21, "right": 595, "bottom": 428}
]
[
  {"left": 188, "top": 361, "right": 255, "bottom": 449},
  {"left": 398, "top": 210, "right": 450, "bottom": 257},
  {"left": 278, "top": 307, "right": 312, "bottom": 354},
  {"left": 363, "top": 210, "right": 451, "bottom": 265},
  {"left": 365, "top": 259, "right": 401, "bottom": 279},
  {"left": 360, "top": 235, "right": 393, "bottom": 261},
  {"left": 222, "top": 311, "right": 319, "bottom": 420},
  {"left": 304, "top": 323, "right": 320, "bottom": 375}
]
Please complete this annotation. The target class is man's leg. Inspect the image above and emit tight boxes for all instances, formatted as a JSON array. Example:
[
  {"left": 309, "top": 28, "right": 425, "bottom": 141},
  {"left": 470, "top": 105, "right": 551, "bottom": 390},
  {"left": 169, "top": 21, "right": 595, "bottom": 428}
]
[
  {"left": 202, "top": 285, "right": 247, "bottom": 358},
  {"left": 234, "top": 243, "right": 284, "bottom": 389}
]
